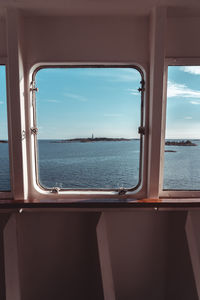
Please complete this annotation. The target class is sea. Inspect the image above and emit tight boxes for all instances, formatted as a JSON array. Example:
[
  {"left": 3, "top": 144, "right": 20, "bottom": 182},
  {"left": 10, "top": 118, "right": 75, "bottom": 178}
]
[{"left": 0, "top": 139, "right": 200, "bottom": 191}]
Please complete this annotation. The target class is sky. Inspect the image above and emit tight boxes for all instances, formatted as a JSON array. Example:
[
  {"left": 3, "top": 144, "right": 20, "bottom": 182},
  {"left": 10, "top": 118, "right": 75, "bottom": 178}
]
[
  {"left": 0, "top": 66, "right": 8, "bottom": 140},
  {"left": 35, "top": 67, "right": 141, "bottom": 139},
  {"left": 166, "top": 66, "right": 200, "bottom": 139},
  {"left": 1, "top": 65, "right": 200, "bottom": 140}
]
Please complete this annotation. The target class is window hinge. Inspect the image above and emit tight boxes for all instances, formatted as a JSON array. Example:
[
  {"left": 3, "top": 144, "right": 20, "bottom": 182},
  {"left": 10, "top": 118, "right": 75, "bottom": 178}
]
[
  {"left": 22, "top": 130, "right": 26, "bottom": 140},
  {"left": 30, "top": 127, "right": 38, "bottom": 135},
  {"left": 30, "top": 81, "right": 38, "bottom": 92},
  {"left": 138, "top": 126, "right": 145, "bottom": 135},
  {"left": 51, "top": 187, "right": 61, "bottom": 194},
  {"left": 138, "top": 79, "right": 145, "bottom": 93}
]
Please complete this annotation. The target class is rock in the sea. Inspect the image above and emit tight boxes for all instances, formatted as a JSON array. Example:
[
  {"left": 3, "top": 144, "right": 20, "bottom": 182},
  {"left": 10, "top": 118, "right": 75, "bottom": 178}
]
[{"left": 165, "top": 140, "right": 197, "bottom": 146}]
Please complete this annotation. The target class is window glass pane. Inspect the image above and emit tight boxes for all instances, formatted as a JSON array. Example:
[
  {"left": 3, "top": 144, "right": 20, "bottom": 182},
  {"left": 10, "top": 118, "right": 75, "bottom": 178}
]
[
  {"left": 163, "top": 66, "right": 200, "bottom": 190},
  {"left": 35, "top": 67, "right": 142, "bottom": 190},
  {"left": 0, "top": 65, "right": 10, "bottom": 191}
]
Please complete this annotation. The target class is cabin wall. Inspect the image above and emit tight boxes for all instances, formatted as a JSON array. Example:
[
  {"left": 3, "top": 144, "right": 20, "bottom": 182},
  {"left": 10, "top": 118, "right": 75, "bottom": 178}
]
[
  {"left": 102, "top": 211, "right": 198, "bottom": 300},
  {"left": 15, "top": 212, "right": 103, "bottom": 300},
  {"left": 1, "top": 9, "right": 200, "bottom": 300},
  {"left": 21, "top": 16, "right": 149, "bottom": 69},
  {"left": 2, "top": 211, "right": 198, "bottom": 300},
  {"left": 18, "top": 15, "right": 200, "bottom": 69},
  {"left": 0, "top": 18, "right": 6, "bottom": 57},
  {"left": 167, "top": 17, "right": 200, "bottom": 57},
  {"left": 0, "top": 214, "right": 10, "bottom": 300},
  {"left": 103, "top": 211, "right": 169, "bottom": 299}
]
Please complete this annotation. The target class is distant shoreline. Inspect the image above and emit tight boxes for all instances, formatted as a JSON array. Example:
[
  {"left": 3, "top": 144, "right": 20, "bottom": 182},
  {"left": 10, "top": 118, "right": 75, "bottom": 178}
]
[{"left": 51, "top": 137, "right": 132, "bottom": 143}]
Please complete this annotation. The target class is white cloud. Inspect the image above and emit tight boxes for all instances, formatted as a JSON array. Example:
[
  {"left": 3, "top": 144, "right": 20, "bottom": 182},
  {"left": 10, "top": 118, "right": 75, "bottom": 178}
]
[
  {"left": 190, "top": 100, "right": 200, "bottom": 105},
  {"left": 167, "top": 81, "right": 200, "bottom": 99},
  {"left": 103, "top": 113, "right": 123, "bottom": 117},
  {"left": 128, "top": 88, "right": 139, "bottom": 96},
  {"left": 181, "top": 66, "right": 200, "bottom": 75},
  {"left": 83, "top": 68, "right": 139, "bottom": 82},
  {"left": 184, "top": 116, "right": 192, "bottom": 119},
  {"left": 65, "top": 93, "right": 87, "bottom": 102},
  {"left": 44, "top": 99, "right": 60, "bottom": 103}
]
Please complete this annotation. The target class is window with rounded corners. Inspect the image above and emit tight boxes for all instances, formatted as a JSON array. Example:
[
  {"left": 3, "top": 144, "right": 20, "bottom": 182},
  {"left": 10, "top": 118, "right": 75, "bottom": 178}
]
[
  {"left": 161, "top": 61, "right": 200, "bottom": 196},
  {"left": 31, "top": 65, "right": 145, "bottom": 195}
]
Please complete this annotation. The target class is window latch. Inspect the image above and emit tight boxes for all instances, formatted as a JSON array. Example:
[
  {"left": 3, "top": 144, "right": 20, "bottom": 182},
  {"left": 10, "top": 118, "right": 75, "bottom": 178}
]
[
  {"left": 118, "top": 188, "right": 127, "bottom": 196},
  {"left": 22, "top": 130, "right": 26, "bottom": 140},
  {"left": 30, "top": 81, "right": 38, "bottom": 92},
  {"left": 138, "top": 126, "right": 145, "bottom": 135},
  {"left": 30, "top": 87, "right": 38, "bottom": 92},
  {"left": 31, "top": 127, "right": 38, "bottom": 135},
  {"left": 138, "top": 79, "right": 145, "bottom": 93},
  {"left": 51, "top": 187, "right": 61, "bottom": 194}
]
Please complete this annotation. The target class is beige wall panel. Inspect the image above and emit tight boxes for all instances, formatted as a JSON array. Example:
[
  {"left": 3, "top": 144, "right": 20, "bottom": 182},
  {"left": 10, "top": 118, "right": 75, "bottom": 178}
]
[{"left": 22, "top": 16, "right": 149, "bottom": 68}]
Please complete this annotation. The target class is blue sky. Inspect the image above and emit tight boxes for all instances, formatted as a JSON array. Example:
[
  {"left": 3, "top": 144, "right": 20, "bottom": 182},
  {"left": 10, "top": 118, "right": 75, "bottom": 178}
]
[
  {"left": 0, "top": 66, "right": 8, "bottom": 140},
  {"left": 1, "top": 65, "right": 200, "bottom": 140},
  {"left": 36, "top": 67, "right": 141, "bottom": 139},
  {"left": 166, "top": 66, "right": 200, "bottom": 139}
]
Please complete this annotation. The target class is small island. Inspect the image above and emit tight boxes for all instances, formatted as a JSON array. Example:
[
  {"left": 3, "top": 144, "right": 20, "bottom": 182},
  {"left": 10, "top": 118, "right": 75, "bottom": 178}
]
[
  {"left": 0, "top": 140, "right": 8, "bottom": 143},
  {"left": 51, "top": 137, "right": 131, "bottom": 143},
  {"left": 165, "top": 140, "right": 197, "bottom": 146},
  {"left": 165, "top": 150, "right": 177, "bottom": 153}
]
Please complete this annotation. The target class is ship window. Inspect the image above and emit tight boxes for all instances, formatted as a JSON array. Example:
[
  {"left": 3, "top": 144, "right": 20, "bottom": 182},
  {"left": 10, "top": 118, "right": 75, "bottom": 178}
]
[
  {"left": 0, "top": 65, "right": 10, "bottom": 191},
  {"left": 163, "top": 65, "right": 200, "bottom": 190},
  {"left": 32, "top": 66, "right": 144, "bottom": 192}
]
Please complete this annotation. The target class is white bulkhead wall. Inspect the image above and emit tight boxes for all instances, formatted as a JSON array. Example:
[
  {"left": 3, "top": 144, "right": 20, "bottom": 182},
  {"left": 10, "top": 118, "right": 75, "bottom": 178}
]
[
  {"left": 22, "top": 16, "right": 149, "bottom": 66},
  {"left": 167, "top": 17, "right": 200, "bottom": 57},
  {"left": 6, "top": 9, "right": 28, "bottom": 200},
  {"left": 4, "top": 8, "right": 200, "bottom": 199},
  {"left": 0, "top": 17, "right": 6, "bottom": 57},
  {"left": 20, "top": 14, "right": 150, "bottom": 199},
  {"left": 1, "top": 7, "right": 200, "bottom": 300}
]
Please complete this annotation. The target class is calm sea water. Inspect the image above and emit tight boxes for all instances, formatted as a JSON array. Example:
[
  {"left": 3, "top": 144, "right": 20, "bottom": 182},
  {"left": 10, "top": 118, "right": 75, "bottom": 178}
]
[
  {"left": 38, "top": 140, "right": 140, "bottom": 189},
  {"left": 164, "top": 140, "right": 200, "bottom": 190},
  {"left": 0, "top": 143, "right": 10, "bottom": 191},
  {"left": 1, "top": 139, "right": 200, "bottom": 191}
]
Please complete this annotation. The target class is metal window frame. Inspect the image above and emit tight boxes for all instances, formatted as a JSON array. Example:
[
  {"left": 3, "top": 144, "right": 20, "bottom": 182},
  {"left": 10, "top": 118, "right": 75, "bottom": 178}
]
[
  {"left": 160, "top": 58, "right": 200, "bottom": 198},
  {"left": 0, "top": 59, "right": 12, "bottom": 199},
  {"left": 30, "top": 63, "right": 147, "bottom": 198}
]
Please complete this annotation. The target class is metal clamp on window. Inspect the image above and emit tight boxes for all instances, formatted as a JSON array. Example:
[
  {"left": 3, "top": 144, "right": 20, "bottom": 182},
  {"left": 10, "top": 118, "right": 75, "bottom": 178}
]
[
  {"left": 138, "top": 79, "right": 145, "bottom": 93},
  {"left": 30, "top": 81, "right": 38, "bottom": 92},
  {"left": 51, "top": 187, "right": 61, "bottom": 194},
  {"left": 31, "top": 127, "right": 38, "bottom": 135},
  {"left": 138, "top": 126, "right": 145, "bottom": 135},
  {"left": 118, "top": 187, "right": 127, "bottom": 195}
]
